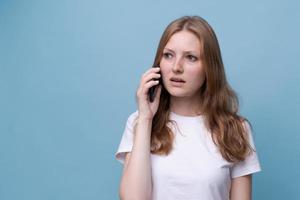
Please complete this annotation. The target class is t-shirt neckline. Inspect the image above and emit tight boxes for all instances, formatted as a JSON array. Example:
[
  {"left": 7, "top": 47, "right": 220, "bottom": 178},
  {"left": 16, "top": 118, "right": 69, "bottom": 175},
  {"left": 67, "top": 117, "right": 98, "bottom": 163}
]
[{"left": 170, "top": 111, "right": 204, "bottom": 120}]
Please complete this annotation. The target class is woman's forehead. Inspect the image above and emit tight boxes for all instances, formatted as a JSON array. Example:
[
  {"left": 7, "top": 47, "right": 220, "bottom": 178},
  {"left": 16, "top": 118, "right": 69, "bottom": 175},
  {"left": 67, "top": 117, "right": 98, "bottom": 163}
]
[{"left": 164, "top": 31, "right": 202, "bottom": 53}]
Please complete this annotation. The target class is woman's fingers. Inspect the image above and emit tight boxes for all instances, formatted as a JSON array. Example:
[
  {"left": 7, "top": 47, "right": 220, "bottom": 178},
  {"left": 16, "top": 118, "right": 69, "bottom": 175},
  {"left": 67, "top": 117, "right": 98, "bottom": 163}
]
[
  {"left": 142, "top": 67, "right": 160, "bottom": 78},
  {"left": 140, "top": 69, "right": 161, "bottom": 86},
  {"left": 138, "top": 79, "right": 160, "bottom": 96}
]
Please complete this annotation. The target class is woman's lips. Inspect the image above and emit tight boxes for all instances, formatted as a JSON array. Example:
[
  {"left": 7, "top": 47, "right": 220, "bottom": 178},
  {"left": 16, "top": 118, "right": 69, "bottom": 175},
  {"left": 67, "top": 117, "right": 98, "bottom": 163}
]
[
  {"left": 170, "top": 80, "right": 185, "bottom": 87},
  {"left": 170, "top": 77, "right": 185, "bottom": 82}
]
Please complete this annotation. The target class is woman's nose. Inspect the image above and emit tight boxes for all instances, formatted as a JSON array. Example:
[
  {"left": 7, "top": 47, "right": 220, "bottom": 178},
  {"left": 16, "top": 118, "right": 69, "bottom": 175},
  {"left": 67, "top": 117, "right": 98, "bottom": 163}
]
[{"left": 172, "top": 58, "right": 184, "bottom": 73}]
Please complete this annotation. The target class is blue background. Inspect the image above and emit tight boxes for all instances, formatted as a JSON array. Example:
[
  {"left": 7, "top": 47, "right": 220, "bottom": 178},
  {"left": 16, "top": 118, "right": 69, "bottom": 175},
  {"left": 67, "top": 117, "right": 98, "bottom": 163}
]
[{"left": 1, "top": 0, "right": 299, "bottom": 199}]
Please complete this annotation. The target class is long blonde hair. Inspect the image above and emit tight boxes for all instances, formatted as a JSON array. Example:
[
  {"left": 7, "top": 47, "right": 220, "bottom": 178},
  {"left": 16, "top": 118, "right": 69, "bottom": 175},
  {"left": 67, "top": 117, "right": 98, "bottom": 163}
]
[{"left": 136, "top": 15, "right": 254, "bottom": 163}]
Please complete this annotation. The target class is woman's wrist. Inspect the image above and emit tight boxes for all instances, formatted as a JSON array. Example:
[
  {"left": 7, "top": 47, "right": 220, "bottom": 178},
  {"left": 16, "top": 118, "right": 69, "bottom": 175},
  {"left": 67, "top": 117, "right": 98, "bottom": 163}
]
[{"left": 138, "top": 115, "right": 153, "bottom": 122}]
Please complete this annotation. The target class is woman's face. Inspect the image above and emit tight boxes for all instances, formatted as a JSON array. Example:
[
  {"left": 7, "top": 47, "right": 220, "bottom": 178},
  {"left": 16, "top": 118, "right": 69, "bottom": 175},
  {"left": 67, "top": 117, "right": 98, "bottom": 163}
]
[{"left": 160, "top": 30, "right": 206, "bottom": 98}]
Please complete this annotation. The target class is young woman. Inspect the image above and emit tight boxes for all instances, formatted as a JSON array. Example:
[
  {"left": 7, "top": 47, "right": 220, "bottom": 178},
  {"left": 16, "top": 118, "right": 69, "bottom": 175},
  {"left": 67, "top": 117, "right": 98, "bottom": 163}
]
[{"left": 115, "top": 15, "right": 261, "bottom": 200}]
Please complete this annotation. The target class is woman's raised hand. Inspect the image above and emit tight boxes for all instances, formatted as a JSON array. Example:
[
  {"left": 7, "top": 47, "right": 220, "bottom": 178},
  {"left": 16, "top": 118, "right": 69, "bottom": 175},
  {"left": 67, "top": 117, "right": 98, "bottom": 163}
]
[{"left": 136, "top": 67, "right": 162, "bottom": 120}]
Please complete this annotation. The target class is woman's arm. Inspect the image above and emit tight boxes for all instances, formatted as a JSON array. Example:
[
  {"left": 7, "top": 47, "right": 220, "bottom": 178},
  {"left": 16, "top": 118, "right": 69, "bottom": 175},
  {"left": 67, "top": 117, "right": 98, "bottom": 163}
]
[
  {"left": 230, "top": 174, "right": 252, "bottom": 200},
  {"left": 119, "top": 116, "right": 153, "bottom": 200}
]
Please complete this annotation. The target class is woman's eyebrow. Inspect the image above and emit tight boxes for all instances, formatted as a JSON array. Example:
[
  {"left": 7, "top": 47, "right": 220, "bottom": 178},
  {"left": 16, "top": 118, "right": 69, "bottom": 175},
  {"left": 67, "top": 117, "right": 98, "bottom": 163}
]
[{"left": 164, "top": 48, "right": 199, "bottom": 55}]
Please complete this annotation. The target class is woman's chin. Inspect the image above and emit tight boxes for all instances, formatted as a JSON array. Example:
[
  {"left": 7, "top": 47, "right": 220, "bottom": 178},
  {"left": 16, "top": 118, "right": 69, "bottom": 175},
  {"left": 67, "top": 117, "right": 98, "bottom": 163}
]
[{"left": 167, "top": 89, "right": 187, "bottom": 97}]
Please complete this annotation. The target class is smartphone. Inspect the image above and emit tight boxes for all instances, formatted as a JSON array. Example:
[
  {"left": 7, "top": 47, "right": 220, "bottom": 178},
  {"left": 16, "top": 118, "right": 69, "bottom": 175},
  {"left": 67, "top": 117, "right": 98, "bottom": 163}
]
[{"left": 148, "top": 65, "right": 162, "bottom": 102}]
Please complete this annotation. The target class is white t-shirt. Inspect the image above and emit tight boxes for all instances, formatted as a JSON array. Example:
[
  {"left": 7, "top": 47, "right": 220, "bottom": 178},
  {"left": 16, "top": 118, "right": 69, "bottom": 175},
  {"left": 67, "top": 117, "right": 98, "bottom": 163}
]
[{"left": 115, "top": 110, "right": 262, "bottom": 200}]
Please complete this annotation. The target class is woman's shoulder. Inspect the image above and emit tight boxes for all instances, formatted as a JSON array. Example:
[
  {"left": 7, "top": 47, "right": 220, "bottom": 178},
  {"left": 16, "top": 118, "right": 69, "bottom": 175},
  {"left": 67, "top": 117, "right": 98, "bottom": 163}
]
[
  {"left": 239, "top": 117, "right": 252, "bottom": 132},
  {"left": 126, "top": 110, "right": 139, "bottom": 125},
  {"left": 128, "top": 109, "right": 139, "bottom": 119}
]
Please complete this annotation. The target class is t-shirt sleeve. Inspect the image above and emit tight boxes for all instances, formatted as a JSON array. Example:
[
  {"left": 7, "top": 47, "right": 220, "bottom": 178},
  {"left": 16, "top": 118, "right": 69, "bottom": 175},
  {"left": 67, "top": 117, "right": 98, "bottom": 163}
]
[
  {"left": 230, "top": 121, "right": 262, "bottom": 178},
  {"left": 114, "top": 110, "right": 139, "bottom": 164}
]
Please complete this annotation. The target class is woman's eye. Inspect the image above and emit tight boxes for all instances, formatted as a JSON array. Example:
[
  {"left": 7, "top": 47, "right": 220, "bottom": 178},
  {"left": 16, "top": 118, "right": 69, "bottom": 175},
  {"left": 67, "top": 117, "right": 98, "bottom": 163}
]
[
  {"left": 163, "top": 52, "right": 172, "bottom": 59},
  {"left": 187, "top": 55, "right": 197, "bottom": 62}
]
